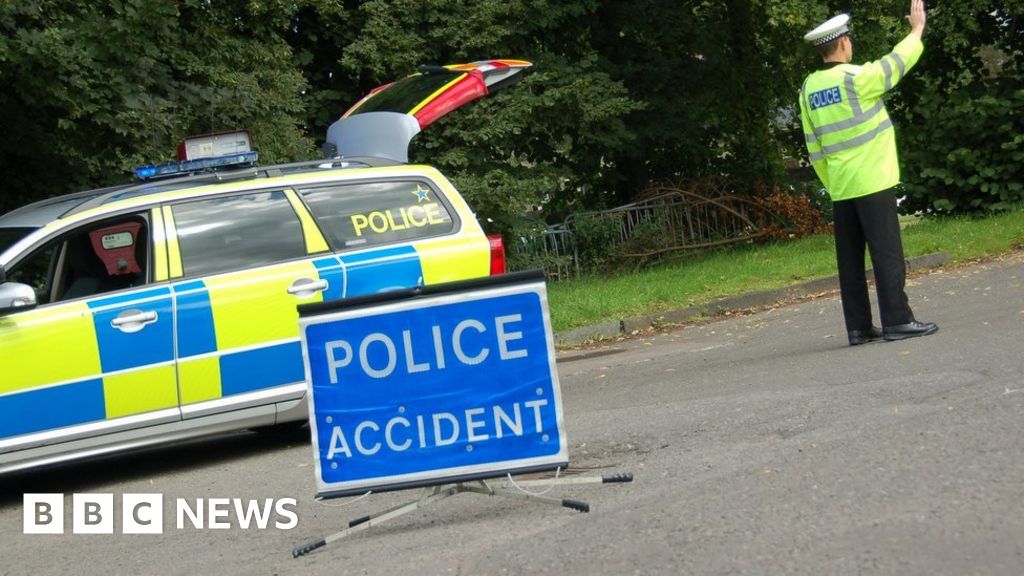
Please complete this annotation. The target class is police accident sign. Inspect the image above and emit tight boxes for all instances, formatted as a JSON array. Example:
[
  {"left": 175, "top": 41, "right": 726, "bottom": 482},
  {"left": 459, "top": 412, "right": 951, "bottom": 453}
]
[{"left": 298, "top": 272, "right": 568, "bottom": 498}]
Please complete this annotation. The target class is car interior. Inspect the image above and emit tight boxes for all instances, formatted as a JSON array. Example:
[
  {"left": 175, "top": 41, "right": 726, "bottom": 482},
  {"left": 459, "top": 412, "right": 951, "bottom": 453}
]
[
  {"left": 7, "top": 216, "right": 150, "bottom": 306},
  {"left": 57, "top": 219, "right": 148, "bottom": 301}
]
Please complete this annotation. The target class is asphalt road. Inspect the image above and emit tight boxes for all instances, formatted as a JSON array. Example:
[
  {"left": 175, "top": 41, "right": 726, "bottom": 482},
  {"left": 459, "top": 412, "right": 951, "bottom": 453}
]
[{"left": 2, "top": 252, "right": 1022, "bottom": 575}]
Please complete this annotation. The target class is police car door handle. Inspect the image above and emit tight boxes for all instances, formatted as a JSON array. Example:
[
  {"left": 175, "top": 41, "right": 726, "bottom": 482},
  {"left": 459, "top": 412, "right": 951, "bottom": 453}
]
[
  {"left": 287, "top": 278, "right": 329, "bottom": 298},
  {"left": 110, "top": 310, "right": 158, "bottom": 333}
]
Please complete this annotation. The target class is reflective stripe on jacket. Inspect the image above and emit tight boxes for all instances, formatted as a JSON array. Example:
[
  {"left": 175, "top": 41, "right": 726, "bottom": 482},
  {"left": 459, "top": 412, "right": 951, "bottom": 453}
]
[{"left": 799, "top": 35, "right": 924, "bottom": 201}]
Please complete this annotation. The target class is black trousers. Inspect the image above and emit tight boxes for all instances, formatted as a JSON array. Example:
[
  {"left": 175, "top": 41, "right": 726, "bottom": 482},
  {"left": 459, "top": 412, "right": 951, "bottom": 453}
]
[{"left": 832, "top": 187, "right": 914, "bottom": 331}]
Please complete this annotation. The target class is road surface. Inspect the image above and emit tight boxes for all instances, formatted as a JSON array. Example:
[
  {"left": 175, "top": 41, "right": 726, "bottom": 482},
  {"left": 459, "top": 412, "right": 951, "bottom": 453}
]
[{"left": 2, "top": 252, "right": 1022, "bottom": 575}]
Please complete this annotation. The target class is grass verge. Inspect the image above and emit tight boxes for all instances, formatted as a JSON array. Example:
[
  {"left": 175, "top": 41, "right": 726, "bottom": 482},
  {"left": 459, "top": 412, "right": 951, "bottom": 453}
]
[{"left": 548, "top": 205, "right": 1024, "bottom": 332}]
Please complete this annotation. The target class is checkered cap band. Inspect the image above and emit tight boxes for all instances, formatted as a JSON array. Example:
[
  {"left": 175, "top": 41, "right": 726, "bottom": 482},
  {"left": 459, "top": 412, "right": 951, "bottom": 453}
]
[{"left": 813, "top": 29, "right": 848, "bottom": 46}]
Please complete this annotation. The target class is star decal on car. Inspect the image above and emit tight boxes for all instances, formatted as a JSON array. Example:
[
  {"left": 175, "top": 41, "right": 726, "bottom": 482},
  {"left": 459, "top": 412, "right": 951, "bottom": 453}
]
[{"left": 412, "top": 185, "right": 431, "bottom": 203}]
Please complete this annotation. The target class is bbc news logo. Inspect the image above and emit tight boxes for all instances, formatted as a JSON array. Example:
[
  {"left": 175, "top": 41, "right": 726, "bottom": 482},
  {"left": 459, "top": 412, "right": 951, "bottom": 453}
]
[{"left": 24, "top": 493, "right": 298, "bottom": 534}]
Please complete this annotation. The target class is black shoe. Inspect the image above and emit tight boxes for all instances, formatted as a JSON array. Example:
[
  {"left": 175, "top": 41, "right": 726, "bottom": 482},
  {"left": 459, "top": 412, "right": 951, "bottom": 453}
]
[
  {"left": 848, "top": 326, "right": 883, "bottom": 346},
  {"left": 883, "top": 321, "right": 939, "bottom": 341}
]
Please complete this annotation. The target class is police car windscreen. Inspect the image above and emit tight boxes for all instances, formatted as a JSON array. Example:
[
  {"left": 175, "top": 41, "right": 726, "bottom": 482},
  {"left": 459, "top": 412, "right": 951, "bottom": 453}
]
[{"left": 0, "top": 227, "right": 35, "bottom": 255}]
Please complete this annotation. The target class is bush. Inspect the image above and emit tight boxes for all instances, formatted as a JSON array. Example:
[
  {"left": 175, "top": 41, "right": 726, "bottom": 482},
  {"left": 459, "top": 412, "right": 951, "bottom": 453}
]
[
  {"left": 798, "top": 182, "right": 833, "bottom": 223},
  {"left": 623, "top": 215, "right": 674, "bottom": 256},
  {"left": 901, "top": 79, "right": 1024, "bottom": 214},
  {"left": 755, "top": 186, "right": 831, "bottom": 239},
  {"left": 572, "top": 216, "right": 622, "bottom": 273}
]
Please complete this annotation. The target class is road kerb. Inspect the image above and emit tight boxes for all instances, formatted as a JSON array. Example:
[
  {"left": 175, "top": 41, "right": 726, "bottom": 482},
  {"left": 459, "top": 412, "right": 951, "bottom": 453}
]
[{"left": 554, "top": 251, "right": 951, "bottom": 348}]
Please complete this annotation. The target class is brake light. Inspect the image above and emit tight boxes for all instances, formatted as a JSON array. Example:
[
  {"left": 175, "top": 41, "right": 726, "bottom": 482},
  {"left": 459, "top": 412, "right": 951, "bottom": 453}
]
[{"left": 487, "top": 234, "right": 506, "bottom": 275}]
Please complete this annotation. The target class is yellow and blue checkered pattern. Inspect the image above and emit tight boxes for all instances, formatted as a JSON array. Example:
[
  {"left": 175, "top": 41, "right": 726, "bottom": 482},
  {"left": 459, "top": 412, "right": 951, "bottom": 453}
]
[{"left": 1, "top": 237, "right": 489, "bottom": 442}]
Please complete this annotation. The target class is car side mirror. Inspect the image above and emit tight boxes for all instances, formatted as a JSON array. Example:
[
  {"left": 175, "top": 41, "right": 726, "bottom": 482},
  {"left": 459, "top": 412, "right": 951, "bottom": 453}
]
[{"left": 0, "top": 281, "right": 38, "bottom": 314}]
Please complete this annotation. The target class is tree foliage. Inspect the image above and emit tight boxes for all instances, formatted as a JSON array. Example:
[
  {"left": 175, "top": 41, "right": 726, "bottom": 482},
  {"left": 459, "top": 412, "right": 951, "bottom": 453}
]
[
  {"left": 895, "top": 1, "right": 1024, "bottom": 213},
  {"left": 316, "top": 0, "right": 643, "bottom": 230},
  {"left": 0, "top": 0, "right": 315, "bottom": 214},
  {"left": 1, "top": 0, "right": 1020, "bottom": 221}
]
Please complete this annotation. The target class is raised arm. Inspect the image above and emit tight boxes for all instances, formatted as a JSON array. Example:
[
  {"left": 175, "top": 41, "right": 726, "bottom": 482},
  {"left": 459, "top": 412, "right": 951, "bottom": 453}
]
[
  {"left": 854, "top": 0, "right": 927, "bottom": 101},
  {"left": 908, "top": 0, "right": 927, "bottom": 39}
]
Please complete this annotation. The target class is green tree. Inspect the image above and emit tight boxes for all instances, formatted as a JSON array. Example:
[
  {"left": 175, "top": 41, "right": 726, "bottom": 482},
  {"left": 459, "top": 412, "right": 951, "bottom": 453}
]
[
  {"left": 592, "top": 0, "right": 826, "bottom": 194},
  {"left": 896, "top": 1, "right": 1024, "bottom": 212},
  {"left": 4, "top": 0, "right": 1018, "bottom": 226},
  {"left": 300, "top": 0, "right": 641, "bottom": 231},
  {"left": 0, "top": 0, "right": 316, "bottom": 214}
]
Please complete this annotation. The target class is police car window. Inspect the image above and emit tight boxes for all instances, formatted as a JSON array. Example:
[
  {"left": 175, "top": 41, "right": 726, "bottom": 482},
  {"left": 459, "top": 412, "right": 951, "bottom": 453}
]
[
  {"left": 7, "top": 215, "right": 150, "bottom": 304},
  {"left": 0, "top": 227, "right": 35, "bottom": 255},
  {"left": 352, "top": 73, "right": 458, "bottom": 115},
  {"left": 299, "top": 181, "right": 455, "bottom": 250},
  {"left": 172, "top": 190, "right": 306, "bottom": 277},
  {"left": 6, "top": 243, "right": 57, "bottom": 304}
]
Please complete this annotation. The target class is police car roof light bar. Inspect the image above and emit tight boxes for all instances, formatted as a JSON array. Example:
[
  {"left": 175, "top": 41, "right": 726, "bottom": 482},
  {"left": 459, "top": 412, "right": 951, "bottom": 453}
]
[{"left": 134, "top": 151, "right": 260, "bottom": 181}]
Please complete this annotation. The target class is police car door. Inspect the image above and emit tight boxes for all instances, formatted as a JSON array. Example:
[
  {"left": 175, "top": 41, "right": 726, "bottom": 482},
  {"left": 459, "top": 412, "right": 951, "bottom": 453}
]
[
  {"left": 162, "top": 189, "right": 329, "bottom": 419},
  {"left": 0, "top": 212, "right": 179, "bottom": 456},
  {"left": 297, "top": 175, "right": 472, "bottom": 299}
]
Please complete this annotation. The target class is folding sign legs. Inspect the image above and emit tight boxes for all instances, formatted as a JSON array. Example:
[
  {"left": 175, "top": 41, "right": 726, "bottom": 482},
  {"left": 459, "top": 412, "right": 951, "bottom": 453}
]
[
  {"left": 486, "top": 471, "right": 635, "bottom": 513},
  {"left": 292, "top": 472, "right": 633, "bottom": 558}
]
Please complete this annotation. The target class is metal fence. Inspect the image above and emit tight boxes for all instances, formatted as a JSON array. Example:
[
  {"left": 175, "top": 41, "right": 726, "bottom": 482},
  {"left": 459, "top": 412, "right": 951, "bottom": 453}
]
[{"left": 509, "top": 187, "right": 784, "bottom": 281}]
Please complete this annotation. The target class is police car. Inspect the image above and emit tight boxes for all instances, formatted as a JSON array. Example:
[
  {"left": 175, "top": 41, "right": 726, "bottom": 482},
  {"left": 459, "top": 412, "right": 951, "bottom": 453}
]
[{"left": 0, "top": 59, "right": 530, "bottom": 474}]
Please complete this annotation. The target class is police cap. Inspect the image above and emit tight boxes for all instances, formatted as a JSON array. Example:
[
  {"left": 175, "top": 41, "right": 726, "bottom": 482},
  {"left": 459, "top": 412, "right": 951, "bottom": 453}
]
[{"left": 804, "top": 14, "right": 851, "bottom": 46}]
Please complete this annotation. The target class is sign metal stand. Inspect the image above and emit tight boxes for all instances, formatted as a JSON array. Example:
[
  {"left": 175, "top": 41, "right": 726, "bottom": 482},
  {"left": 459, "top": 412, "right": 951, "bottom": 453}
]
[{"left": 293, "top": 472, "right": 633, "bottom": 557}]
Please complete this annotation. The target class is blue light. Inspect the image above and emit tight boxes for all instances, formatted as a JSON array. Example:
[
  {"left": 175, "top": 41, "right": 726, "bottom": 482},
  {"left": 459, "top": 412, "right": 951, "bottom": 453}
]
[
  {"left": 134, "top": 165, "right": 159, "bottom": 179},
  {"left": 134, "top": 151, "right": 259, "bottom": 180}
]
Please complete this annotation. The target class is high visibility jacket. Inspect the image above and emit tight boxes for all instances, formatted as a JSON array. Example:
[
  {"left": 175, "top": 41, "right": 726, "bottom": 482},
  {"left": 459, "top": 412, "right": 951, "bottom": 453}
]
[{"left": 800, "top": 35, "right": 924, "bottom": 201}]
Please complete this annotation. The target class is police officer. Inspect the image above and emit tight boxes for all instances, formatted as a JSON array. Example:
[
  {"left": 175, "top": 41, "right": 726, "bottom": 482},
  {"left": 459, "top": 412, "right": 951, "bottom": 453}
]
[{"left": 800, "top": 0, "right": 938, "bottom": 345}]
